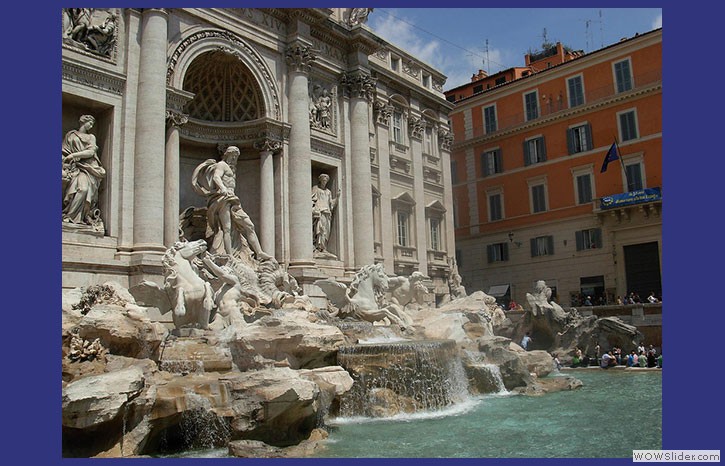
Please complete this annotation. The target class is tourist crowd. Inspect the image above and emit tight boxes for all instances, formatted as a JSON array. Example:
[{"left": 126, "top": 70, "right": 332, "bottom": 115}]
[{"left": 563, "top": 343, "right": 661, "bottom": 370}]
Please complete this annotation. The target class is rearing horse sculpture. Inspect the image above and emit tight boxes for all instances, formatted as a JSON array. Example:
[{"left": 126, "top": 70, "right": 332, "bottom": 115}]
[{"left": 315, "top": 264, "right": 413, "bottom": 328}]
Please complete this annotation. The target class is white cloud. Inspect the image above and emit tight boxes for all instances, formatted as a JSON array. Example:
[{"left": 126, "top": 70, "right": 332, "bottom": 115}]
[
  {"left": 369, "top": 11, "right": 441, "bottom": 68},
  {"left": 652, "top": 14, "right": 662, "bottom": 29},
  {"left": 369, "top": 11, "right": 518, "bottom": 90}
]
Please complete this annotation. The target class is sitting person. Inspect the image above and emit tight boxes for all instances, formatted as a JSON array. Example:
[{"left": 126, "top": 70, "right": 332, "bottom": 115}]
[{"left": 600, "top": 351, "right": 617, "bottom": 368}]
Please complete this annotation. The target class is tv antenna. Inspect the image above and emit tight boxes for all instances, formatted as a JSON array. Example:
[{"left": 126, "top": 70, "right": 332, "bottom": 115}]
[
  {"left": 484, "top": 39, "right": 490, "bottom": 74},
  {"left": 582, "top": 11, "right": 604, "bottom": 52}
]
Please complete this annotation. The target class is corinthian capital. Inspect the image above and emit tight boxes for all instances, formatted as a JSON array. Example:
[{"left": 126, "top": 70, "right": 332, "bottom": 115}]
[
  {"left": 286, "top": 43, "right": 316, "bottom": 74},
  {"left": 408, "top": 116, "right": 426, "bottom": 140},
  {"left": 373, "top": 100, "right": 393, "bottom": 126},
  {"left": 165, "top": 110, "right": 189, "bottom": 127},
  {"left": 438, "top": 128, "right": 453, "bottom": 151},
  {"left": 254, "top": 138, "right": 283, "bottom": 154},
  {"left": 340, "top": 70, "right": 376, "bottom": 102}
]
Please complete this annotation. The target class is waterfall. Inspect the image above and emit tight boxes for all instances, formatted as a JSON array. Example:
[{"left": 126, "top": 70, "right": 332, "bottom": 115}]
[
  {"left": 337, "top": 339, "right": 470, "bottom": 417},
  {"left": 480, "top": 363, "right": 508, "bottom": 394},
  {"left": 177, "top": 392, "right": 230, "bottom": 451}
]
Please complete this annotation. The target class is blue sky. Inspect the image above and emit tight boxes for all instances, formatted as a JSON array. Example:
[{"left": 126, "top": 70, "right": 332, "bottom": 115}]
[{"left": 367, "top": 8, "right": 662, "bottom": 89}]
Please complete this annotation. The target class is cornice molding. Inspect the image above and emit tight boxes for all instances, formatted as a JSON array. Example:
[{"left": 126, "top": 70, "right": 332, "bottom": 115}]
[{"left": 62, "top": 59, "right": 125, "bottom": 95}]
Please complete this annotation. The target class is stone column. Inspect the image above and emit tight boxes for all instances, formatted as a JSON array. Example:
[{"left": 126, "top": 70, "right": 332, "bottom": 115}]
[
  {"left": 285, "top": 42, "right": 316, "bottom": 265},
  {"left": 342, "top": 71, "right": 377, "bottom": 267},
  {"left": 439, "top": 129, "right": 457, "bottom": 259},
  {"left": 409, "top": 115, "right": 428, "bottom": 275},
  {"left": 132, "top": 8, "right": 168, "bottom": 254},
  {"left": 164, "top": 110, "right": 188, "bottom": 247},
  {"left": 373, "top": 101, "right": 395, "bottom": 273},
  {"left": 254, "top": 138, "right": 282, "bottom": 257}
]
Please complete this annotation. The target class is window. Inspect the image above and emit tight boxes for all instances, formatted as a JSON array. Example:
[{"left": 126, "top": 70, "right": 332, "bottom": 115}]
[
  {"left": 614, "top": 59, "right": 633, "bottom": 93},
  {"left": 423, "top": 73, "right": 431, "bottom": 88},
  {"left": 391, "top": 56, "right": 400, "bottom": 72},
  {"left": 576, "top": 228, "right": 603, "bottom": 251},
  {"left": 618, "top": 110, "right": 638, "bottom": 142},
  {"left": 567, "top": 123, "right": 593, "bottom": 154},
  {"left": 424, "top": 126, "right": 433, "bottom": 154},
  {"left": 473, "top": 84, "right": 483, "bottom": 94},
  {"left": 396, "top": 211, "right": 409, "bottom": 246},
  {"left": 495, "top": 76, "right": 506, "bottom": 85},
  {"left": 524, "top": 91, "right": 539, "bottom": 121},
  {"left": 446, "top": 95, "right": 456, "bottom": 103},
  {"left": 625, "top": 163, "right": 644, "bottom": 191},
  {"left": 484, "top": 105, "right": 497, "bottom": 134},
  {"left": 531, "top": 184, "right": 547, "bottom": 213},
  {"left": 488, "top": 192, "right": 503, "bottom": 222},
  {"left": 531, "top": 235, "right": 554, "bottom": 257},
  {"left": 524, "top": 136, "right": 547, "bottom": 165},
  {"left": 487, "top": 242, "right": 509, "bottom": 263},
  {"left": 392, "top": 110, "right": 404, "bottom": 144},
  {"left": 429, "top": 218, "right": 441, "bottom": 251},
  {"left": 576, "top": 173, "right": 593, "bottom": 204},
  {"left": 482, "top": 149, "right": 503, "bottom": 176},
  {"left": 567, "top": 75, "right": 585, "bottom": 107}
]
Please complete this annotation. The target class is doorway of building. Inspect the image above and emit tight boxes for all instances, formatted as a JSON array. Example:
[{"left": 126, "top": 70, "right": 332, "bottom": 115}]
[
  {"left": 579, "top": 275, "right": 605, "bottom": 306},
  {"left": 623, "top": 241, "right": 661, "bottom": 299}
]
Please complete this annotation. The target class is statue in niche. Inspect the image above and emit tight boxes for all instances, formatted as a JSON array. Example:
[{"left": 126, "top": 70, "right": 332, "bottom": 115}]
[
  {"left": 191, "top": 146, "right": 272, "bottom": 261},
  {"left": 311, "top": 173, "right": 340, "bottom": 257},
  {"left": 62, "top": 114, "right": 106, "bottom": 231},
  {"left": 309, "top": 85, "right": 333, "bottom": 130},
  {"left": 348, "top": 8, "right": 373, "bottom": 27}
]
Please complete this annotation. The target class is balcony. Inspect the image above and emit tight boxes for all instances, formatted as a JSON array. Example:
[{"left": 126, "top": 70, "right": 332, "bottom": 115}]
[
  {"left": 594, "top": 187, "right": 662, "bottom": 222},
  {"left": 454, "top": 69, "right": 661, "bottom": 144}
]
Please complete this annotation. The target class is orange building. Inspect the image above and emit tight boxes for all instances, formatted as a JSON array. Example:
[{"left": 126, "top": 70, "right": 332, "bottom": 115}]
[{"left": 446, "top": 29, "right": 662, "bottom": 307}]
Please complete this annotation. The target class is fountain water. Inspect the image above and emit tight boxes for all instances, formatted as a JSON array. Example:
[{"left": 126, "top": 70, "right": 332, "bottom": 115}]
[{"left": 337, "top": 339, "right": 470, "bottom": 418}]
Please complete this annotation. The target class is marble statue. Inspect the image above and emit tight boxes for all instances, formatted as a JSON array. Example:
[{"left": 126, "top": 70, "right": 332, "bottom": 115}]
[
  {"left": 63, "top": 8, "right": 93, "bottom": 42},
  {"left": 315, "top": 264, "right": 413, "bottom": 328},
  {"left": 192, "top": 146, "right": 272, "bottom": 260},
  {"left": 448, "top": 258, "right": 467, "bottom": 299},
  {"left": 84, "top": 13, "right": 117, "bottom": 56},
  {"left": 525, "top": 280, "right": 567, "bottom": 320},
  {"left": 162, "top": 239, "right": 216, "bottom": 330},
  {"left": 309, "top": 86, "right": 332, "bottom": 129},
  {"left": 201, "top": 254, "right": 259, "bottom": 329},
  {"left": 348, "top": 8, "right": 373, "bottom": 26},
  {"left": 311, "top": 173, "right": 340, "bottom": 256},
  {"left": 388, "top": 271, "right": 429, "bottom": 309},
  {"left": 62, "top": 114, "right": 106, "bottom": 230}
]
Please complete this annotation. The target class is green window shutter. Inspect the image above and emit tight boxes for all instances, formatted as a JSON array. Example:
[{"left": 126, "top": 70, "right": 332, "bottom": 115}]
[
  {"left": 523, "top": 141, "right": 531, "bottom": 166},
  {"left": 585, "top": 124, "right": 593, "bottom": 151},
  {"left": 487, "top": 244, "right": 493, "bottom": 263},
  {"left": 530, "top": 238, "right": 537, "bottom": 257},
  {"left": 540, "top": 136, "right": 547, "bottom": 161},
  {"left": 594, "top": 228, "right": 603, "bottom": 249},
  {"left": 502, "top": 243, "right": 509, "bottom": 261},
  {"left": 495, "top": 150, "right": 503, "bottom": 173},
  {"left": 575, "top": 230, "right": 584, "bottom": 251},
  {"left": 548, "top": 235, "right": 555, "bottom": 255}
]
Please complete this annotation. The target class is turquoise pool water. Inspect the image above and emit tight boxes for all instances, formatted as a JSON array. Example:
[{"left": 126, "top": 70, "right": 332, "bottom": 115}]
[{"left": 313, "top": 369, "right": 662, "bottom": 458}]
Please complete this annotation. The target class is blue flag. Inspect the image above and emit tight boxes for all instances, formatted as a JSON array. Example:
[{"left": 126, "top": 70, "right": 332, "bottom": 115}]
[{"left": 600, "top": 142, "right": 619, "bottom": 173}]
